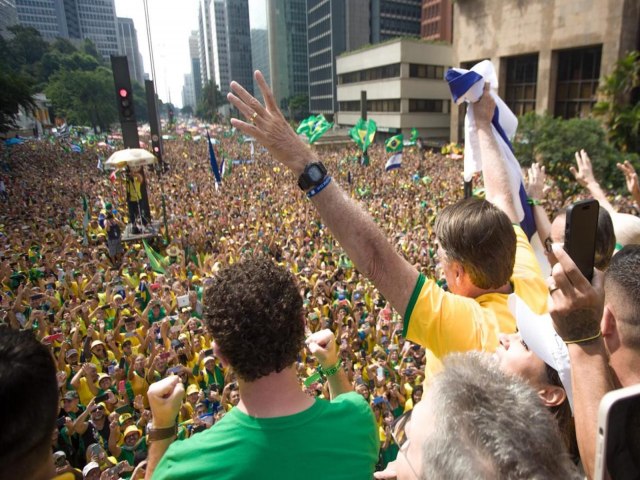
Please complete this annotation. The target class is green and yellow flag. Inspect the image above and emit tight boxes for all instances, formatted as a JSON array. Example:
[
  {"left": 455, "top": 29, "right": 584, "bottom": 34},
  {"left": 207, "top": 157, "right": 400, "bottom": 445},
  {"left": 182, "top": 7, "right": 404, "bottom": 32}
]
[
  {"left": 385, "top": 134, "right": 404, "bottom": 153},
  {"left": 349, "top": 118, "right": 377, "bottom": 152},
  {"left": 143, "top": 240, "right": 167, "bottom": 274}
]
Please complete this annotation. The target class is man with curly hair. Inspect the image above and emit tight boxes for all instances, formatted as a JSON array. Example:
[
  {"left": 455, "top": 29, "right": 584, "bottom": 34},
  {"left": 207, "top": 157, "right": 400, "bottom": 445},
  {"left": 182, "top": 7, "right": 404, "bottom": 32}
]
[{"left": 146, "top": 257, "right": 378, "bottom": 479}]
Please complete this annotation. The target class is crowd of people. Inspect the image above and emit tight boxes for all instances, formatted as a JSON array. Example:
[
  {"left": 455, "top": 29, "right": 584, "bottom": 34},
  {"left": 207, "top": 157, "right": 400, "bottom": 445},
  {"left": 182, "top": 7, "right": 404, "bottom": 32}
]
[{"left": 1, "top": 71, "right": 640, "bottom": 479}]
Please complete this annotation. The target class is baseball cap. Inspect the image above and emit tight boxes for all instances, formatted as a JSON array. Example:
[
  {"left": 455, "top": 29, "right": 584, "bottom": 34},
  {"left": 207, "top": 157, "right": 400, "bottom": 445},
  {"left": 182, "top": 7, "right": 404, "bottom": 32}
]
[
  {"left": 203, "top": 356, "right": 215, "bottom": 365},
  {"left": 90, "top": 340, "right": 105, "bottom": 349},
  {"left": 63, "top": 390, "right": 79, "bottom": 400},
  {"left": 508, "top": 295, "right": 573, "bottom": 411},
  {"left": 97, "top": 373, "right": 111, "bottom": 383},
  {"left": 186, "top": 384, "right": 199, "bottom": 396},
  {"left": 124, "top": 425, "right": 141, "bottom": 438},
  {"left": 65, "top": 348, "right": 79, "bottom": 358},
  {"left": 118, "top": 413, "right": 133, "bottom": 425},
  {"left": 83, "top": 461, "right": 100, "bottom": 476}
]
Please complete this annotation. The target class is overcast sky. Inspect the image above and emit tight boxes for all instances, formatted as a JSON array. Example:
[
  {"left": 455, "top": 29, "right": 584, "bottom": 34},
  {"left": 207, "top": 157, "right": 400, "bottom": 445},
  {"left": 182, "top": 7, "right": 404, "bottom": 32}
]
[{"left": 114, "top": 0, "right": 267, "bottom": 107}]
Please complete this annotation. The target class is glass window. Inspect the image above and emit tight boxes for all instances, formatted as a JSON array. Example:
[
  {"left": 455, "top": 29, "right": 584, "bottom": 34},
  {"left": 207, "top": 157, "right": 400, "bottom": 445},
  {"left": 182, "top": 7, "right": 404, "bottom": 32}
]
[
  {"left": 554, "top": 45, "right": 602, "bottom": 119},
  {"left": 504, "top": 54, "right": 538, "bottom": 117}
]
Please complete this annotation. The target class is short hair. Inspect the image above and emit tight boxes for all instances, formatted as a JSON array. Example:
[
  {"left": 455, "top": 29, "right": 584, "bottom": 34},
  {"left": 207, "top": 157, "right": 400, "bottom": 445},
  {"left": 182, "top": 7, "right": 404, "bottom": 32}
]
[
  {"left": 435, "top": 198, "right": 516, "bottom": 289},
  {"left": 420, "top": 353, "right": 579, "bottom": 479},
  {"left": 604, "top": 245, "right": 640, "bottom": 349},
  {"left": 0, "top": 327, "right": 58, "bottom": 478},
  {"left": 202, "top": 256, "right": 305, "bottom": 381}
]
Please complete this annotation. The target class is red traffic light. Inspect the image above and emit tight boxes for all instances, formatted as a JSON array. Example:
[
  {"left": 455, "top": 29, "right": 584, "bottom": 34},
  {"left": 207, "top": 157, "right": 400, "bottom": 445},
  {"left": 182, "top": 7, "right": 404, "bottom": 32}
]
[{"left": 119, "top": 88, "right": 129, "bottom": 98}]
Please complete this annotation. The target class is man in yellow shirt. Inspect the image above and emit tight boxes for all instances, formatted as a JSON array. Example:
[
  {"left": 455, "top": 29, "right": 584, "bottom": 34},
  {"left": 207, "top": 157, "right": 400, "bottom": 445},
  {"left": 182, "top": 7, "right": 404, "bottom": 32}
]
[{"left": 227, "top": 73, "right": 548, "bottom": 365}]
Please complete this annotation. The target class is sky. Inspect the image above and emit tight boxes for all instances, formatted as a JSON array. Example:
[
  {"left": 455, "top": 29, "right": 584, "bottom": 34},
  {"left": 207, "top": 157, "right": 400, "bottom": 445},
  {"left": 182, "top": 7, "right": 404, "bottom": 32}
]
[{"left": 114, "top": 0, "right": 267, "bottom": 108}]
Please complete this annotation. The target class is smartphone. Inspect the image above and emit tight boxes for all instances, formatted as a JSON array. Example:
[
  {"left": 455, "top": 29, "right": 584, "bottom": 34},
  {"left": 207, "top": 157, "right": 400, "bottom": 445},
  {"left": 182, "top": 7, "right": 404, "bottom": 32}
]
[
  {"left": 94, "top": 392, "right": 109, "bottom": 403},
  {"left": 204, "top": 348, "right": 213, "bottom": 356},
  {"left": 594, "top": 384, "right": 640, "bottom": 480},
  {"left": 56, "top": 417, "right": 67, "bottom": 428},
  {"left": 43, "top": 333, "right": 64, "bottom": 344},
  {"left": 124, "top": 332, "right": 135, "bottom": 338},
  {"left": 564, "top": 199, "right": 599, "bottom": 282},
  {"left": 107, "top": 364, "right": 116, "bottom": 376}
]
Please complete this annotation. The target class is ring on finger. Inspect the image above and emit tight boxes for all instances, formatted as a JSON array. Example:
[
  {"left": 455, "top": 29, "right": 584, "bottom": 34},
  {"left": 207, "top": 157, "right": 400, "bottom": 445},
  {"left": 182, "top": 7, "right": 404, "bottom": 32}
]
[
  {"left": 548, "top": 285, "right": 559, "bottom": 294},
  {"left": 250, "top": 111, "right": 258, "bottom": 123}
]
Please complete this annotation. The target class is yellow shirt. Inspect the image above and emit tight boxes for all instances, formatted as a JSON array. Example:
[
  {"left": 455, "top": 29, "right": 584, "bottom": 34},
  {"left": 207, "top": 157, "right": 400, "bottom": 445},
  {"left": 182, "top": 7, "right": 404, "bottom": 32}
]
[
  {"left": 76, "top": 377, "right": 94, "bottom": 406},
  {"left": 403, "top": 226, "right": 547, "bottom": 358}
]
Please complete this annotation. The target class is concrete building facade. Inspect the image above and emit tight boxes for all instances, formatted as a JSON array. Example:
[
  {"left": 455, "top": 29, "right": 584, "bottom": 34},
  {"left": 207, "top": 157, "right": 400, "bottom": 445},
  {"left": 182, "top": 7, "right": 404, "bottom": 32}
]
[
  {"left": 266, "top": 0, "right": 308, "bottom": 110},
  {"left": 189, "top": 30, "right": 202, "bottom": 104},
  {"left": 223, "top": 0, "right": 252, "bottom": 96},
  {"left": 182, "top": 73, "right": 196, "bottom": 110},
  {"left": 336, "top": 38, "right": 452, "bottom": 141},
  {"left": 15, "top": 0, "right": 67, "bottom": 39},
  {"left": 451, "top": 0, "right": 640, "bottom": 142}
]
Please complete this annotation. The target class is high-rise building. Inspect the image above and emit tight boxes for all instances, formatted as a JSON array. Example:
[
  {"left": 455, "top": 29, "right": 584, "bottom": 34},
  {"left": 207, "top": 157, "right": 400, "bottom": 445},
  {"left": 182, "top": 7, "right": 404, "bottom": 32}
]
[
  {"left": 370, "top": 0, "right": 422, "bottom": 43},
  {"left": 223, "top": 0, "right": 252, "bottom": 95},
  {"left": 198, "top": 0, "right": 251, "bottom": 96},
  {"left": 117, "top": 17, "right": 145, "bottom": 85},
  {"left": 251, "top": 28, "right": 270, "bottom": 100},
  {"left": 15, "top": 0, "right": 68, "bottom": 39},
  {"left": 266, "top": 0, "right": 308, "bottom": 110},
  {"left": 189, "top": 30, "right": 203, "bottom": 104},
  {"left": 0, "top": 0, "right": 18, "bottom": 36},
  {"left": 182, "top": 73, "right": 197, "bottom": 110},
  {"left": 198, "top": 0, "right": 215, "bottom": 88},
  {"left": 15, "top": 0, "right": 120, "bottom": 59},
  {"left": 421, "top": 0, "right": 452, "bottom": 42},
  {"left": 306, "top": 0, "right": 369, "bottom": 117}
]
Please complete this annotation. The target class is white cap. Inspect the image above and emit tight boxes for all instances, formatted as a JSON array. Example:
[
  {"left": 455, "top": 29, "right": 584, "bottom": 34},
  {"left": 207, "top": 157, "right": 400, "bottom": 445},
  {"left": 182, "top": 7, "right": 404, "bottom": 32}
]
[
  {"left": 82, "top": 461, "right": 100, "bottom": 476},
  {"left": 508, "top": 295, "right": 574, "bottom": 413}
]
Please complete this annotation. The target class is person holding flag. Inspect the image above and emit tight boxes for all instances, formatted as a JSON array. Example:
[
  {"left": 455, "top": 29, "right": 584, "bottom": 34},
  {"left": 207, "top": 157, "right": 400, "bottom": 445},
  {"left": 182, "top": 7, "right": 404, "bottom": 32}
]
[
  {"left": 384, "top": 134, "right": 403, "bottom": 172},
  {"left": 226, "top": 71, "right": 548, "bottom": 369}
]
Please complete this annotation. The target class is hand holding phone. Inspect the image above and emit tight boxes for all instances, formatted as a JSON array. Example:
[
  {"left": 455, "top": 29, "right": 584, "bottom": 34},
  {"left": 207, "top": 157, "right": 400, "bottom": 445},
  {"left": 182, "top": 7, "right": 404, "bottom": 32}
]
[{"left": 564, "top": 199, "right": 599, "bottom": 282}]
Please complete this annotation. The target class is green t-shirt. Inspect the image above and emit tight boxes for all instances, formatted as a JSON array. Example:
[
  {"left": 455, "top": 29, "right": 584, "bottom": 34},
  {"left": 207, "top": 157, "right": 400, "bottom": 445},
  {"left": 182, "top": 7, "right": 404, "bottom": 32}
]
[{"left": 153, "top": 391, "right": 378, "bottom": 479}]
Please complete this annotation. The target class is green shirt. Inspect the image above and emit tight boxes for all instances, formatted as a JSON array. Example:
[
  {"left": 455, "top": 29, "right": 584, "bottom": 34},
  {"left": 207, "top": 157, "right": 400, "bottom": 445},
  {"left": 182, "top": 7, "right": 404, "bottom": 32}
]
[{"left": 153, "top": 392, "right": 378, "bottom": 479}]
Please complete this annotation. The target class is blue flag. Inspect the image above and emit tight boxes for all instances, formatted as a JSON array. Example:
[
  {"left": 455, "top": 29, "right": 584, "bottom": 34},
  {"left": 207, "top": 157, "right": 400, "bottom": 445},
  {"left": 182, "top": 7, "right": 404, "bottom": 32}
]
[{"left": 206, "top": 131, "right": 222, "bottom": 185}]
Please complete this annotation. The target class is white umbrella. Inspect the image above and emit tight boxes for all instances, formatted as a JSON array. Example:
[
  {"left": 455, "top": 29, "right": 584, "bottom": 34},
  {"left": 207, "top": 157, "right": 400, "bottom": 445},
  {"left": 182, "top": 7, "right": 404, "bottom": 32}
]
[{"left": 105, "top": 148, "right": 157, "bottom": 169}]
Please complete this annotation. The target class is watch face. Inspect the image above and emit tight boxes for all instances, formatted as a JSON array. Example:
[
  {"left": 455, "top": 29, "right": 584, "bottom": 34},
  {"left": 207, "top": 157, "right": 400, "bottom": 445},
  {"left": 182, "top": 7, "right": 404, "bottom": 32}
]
[{"left": 308, "top": 165, "right": 324, "bottom": 182}]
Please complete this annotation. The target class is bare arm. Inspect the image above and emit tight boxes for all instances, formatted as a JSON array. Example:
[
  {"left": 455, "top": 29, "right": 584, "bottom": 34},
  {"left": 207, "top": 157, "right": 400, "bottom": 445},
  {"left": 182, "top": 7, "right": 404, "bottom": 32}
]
[
  {"left": 472, "top": 84, "right": 519, "bottom": 222},
  {"left": 617, "top": 160, "right": 640, "bottom": 207},
  {"left": 306, "top": 329, "right": 352, "bottom": 399},
  {"left": 549, "top": 245, "right": 617, "bottom": 479},
  {"left": 525, "top": 162, "right": 552, "bottom": 241},
  {"left": 228, "top": 71, "right": 418, "bottom": 317},
  {"left": 571, "top": 150, "right": 616, "bottom": 214}
]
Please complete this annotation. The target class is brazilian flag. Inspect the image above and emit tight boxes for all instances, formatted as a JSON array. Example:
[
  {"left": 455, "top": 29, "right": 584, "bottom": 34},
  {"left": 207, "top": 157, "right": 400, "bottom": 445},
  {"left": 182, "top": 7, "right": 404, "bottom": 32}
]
[
  {"left": 296, "top": 115, "right": 318, "bottom": 135},
  {"left": 308, "top": 116, "right": 332, "bottom": 144},
  {"left": 349, "top": 118, "right": 377, "bottom": 152},
  {"left": 385, "top": 134, "right": 404, "bottom": 153}
]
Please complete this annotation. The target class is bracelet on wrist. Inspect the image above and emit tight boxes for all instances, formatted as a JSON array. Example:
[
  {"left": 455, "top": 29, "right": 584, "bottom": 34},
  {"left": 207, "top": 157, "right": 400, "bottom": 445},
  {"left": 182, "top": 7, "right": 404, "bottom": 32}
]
[
  {"left": 527, "top": 198, "right": 543, "bottom": 206},
  {"left": 563, "top": 330, "right": 602, "bottom": 345},
  {"left": 303, "top": 358, "right": 343, "bottom": 387},
  {"left": 306, "top": 176, "right": 332, "bottom": 199}
]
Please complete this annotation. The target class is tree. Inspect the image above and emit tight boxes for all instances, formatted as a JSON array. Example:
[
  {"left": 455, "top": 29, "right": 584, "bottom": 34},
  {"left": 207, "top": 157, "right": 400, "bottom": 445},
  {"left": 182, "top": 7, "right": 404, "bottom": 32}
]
[
  {"left": 82, "top": 39, "right": 102, "bottom": 63},
  {"left": 196, "top": 81, "right": 225, "bottom": 122},
  {"left": 132, "top": 81, "right": 148, "bottom": 123},
  {"left": 287, "top": 94, "right": 309, "bottom": 121},
  {"left": 3, "top": 26, "right": 49, "bottom": 82},
  {"left": 0, "top": 70, "right": 35, "bottom": 133},
  {"left": 593, "top": 51, "right": 640, "bottom": 154},
  {"left": 182, "top": 105, "right": 194, "bottom": 116},
  {"left": 46, "top": 67, "right": 117, "bottom": 132}
]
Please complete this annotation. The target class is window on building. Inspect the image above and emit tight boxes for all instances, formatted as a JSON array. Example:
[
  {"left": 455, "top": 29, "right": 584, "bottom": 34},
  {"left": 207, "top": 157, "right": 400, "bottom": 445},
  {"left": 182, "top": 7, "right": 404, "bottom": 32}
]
[
  {"left": 367, "top": 99, "right": 400, "bottom": 112},
  {"left": 554, "top": 45, "right": 602, "bottom": 119},
  {"left": 337, "top": 64, "right": 400, "bottom": 85},
  {"left": 409, "top": 99, "right": 445, "bottom": 113},
  {"left": 409, "top": 63, "right": 445, "bottom": 80},
  {"left": 504, "top": 54, "right": 538, "bottom": 116}
]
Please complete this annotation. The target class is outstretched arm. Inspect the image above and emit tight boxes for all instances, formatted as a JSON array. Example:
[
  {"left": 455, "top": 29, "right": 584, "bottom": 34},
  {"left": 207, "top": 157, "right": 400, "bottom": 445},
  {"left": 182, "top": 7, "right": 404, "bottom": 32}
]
[
  {"left": 525, "top": 162, "right": 552, "bottom": 242},
  {"left": 472, "top": 84, "right": 519, "bottom": 223},
  {"left": 227, "top": 71, "right": 419, "bottom": 318},
  {"left": 617, "top": 160, "right": 640, "bottom": 207},
  {"left": 571, "top": 149, "right": 616, "bottom": 214}
]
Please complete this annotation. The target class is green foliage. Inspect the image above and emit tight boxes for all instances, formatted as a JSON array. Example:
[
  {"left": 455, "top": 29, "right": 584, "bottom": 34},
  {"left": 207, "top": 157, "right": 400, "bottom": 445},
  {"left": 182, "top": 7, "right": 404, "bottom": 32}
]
[
  {"left": 593, "top": 51, "right": 640, "bottom": 153},
  {"left": 196, "top": 81, "right": 225, "bottom": 122},
  {"left": 513, "top": 113, "right": 634, "bottom": 194},
  {"left": 0, "top": 70, "right": 35, "bottom": 133},
  {"left": 46, "top": 67, "right": 117, "bottom": 131},
  {"left": 132, "top": 82, "right": 148, "bottom": 123},
  {"left": 181, "top": 105, "right": 194, "bottom": 116},
  {"left": 285, "top": 94, "right": 309, "bottom": 121}
]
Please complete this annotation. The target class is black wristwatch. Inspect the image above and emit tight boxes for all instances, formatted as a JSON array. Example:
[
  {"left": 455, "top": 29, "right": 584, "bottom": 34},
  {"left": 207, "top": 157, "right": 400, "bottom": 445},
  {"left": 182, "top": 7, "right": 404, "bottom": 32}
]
[{"left": 298, "top": 162, "right": 328, "bottom": 191}]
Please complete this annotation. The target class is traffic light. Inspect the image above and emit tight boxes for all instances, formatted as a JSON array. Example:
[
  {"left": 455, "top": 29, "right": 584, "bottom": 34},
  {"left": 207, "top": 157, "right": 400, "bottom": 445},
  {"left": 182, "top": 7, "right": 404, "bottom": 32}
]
[{"left": 118, "top": 87, "right": 135, "bottom": 121}]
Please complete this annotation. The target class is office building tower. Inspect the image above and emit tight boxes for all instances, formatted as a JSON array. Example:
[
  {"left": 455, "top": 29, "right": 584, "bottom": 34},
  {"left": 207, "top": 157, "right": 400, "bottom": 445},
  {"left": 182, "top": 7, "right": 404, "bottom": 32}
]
[
  {"left": 117, "top": 17, "right": 145, "bottom": 85},
  {"left": 15, "top": 0, "right": 67, "bottom": 39},
  {"left": 0, "top": 0, "right": 18, "bottom": 36},
  {"left": 182, "top": 73, "right": 197, "bottom": 109},
  {"left": 251, "top": 28, "right": 270, "bottom": 100},
  {"left": 370, "top": 0, "right": 422, "bottom": 43},
  {"left": 421, "top": 0, "right": 452, "bottom": 42},
  {"left": 266, "top": 0, "right": 308, "bottom": 110},
  {"left": 189, "top": 30, "right": 203, "bottom": 104},
  {"left": 307, "top": 0, "right": 369, "bottom": 117},
  {"left": 223, "top": 0, "right": 252, "bottom": 95}
]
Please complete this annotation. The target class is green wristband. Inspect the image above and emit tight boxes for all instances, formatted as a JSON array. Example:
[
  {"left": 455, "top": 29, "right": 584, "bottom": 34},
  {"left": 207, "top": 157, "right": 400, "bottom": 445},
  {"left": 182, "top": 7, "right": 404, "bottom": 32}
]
[{"left": 527, "top": 198, "right": 542, "bottom": 206}]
